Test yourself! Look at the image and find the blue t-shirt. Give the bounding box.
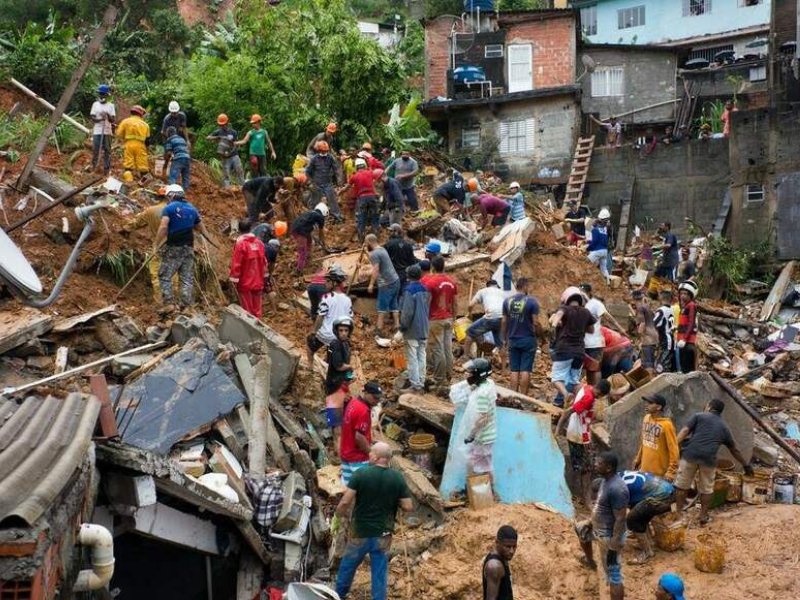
[502,293,539,339]
[593,474,630,538]
[621,471,675,505]
[587,225,609,252]
[164,134,190,161]
[163,200,200,246]
[662,232,680,268]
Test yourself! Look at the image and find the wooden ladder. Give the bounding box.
[564,135,595,205]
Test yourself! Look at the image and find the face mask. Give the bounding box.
[402,156,409,161]
[99,97,107,103]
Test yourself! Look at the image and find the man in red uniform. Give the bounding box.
[344,158,380,241]
[422,255,458,392]
[229,219,267,318]
[340,381,383,485]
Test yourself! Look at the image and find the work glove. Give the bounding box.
[677,340,686,349]
[743,464,754,477]
[331,514,341,535]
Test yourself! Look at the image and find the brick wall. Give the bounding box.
[424,17,458,100]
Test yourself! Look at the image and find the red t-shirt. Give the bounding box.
[571,384,596,444]
[340,397,372,462]
[349,170,377,198]
[422,273,458,320]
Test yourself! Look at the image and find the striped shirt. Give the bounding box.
[474,381,497,445]
[509,192,526,221]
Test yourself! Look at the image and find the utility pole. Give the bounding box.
[15,4,118,190]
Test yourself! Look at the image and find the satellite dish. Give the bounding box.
[577,54,597,82]
[0,228,42,297]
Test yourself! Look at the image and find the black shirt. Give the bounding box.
[554,305,596,358]
[482,553,513,600]
[244,176,281,214]
[565,206,591,236]
[384,236,418,276]
[325,338,351,394]
[291,210,326,237]
[435,180,465,204]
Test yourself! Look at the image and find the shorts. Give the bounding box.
[675,458,716,495]
[626,495,673,533]
[640,344,656,368]
[307,333,326,354]
[467,317,502,347]
[341,461,370,485]
[574,519,593,543]
[568,441,594,473]
[508,336,536,372]
[325,407,343,428]
[551,355,583,386]
[595,536,624,586]
[469,443,494,474]
[377,279,401,313]
[584,347,603,373]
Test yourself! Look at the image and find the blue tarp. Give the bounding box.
[440,406,574,518]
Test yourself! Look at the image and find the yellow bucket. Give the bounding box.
[651,512,686,552]
[454,317,472,342]
[694,533,726,573]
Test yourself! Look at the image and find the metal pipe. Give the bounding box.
[603,98,683,121]
[4,176,102,232]
[74,524,115,592]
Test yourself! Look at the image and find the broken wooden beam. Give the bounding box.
[269,398,313,448]
[9,78,91,134]
[0,307,53,355]
[249,353,272,476]
[89,374,120,440]
[4,175,104,233]
[760,261,795,322]
[495,384,563,417]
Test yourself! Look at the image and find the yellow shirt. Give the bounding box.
[125,202,165,236]
[343,157,356,179]
[116,115,150,142]
[634,414,679,479]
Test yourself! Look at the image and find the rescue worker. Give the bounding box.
[89,84,115,175]
[433,173,470,214]
[290,203,330,273]
[116,105,150,179]
[163,126,191,190]
[306,141,344,223]
[206,113,244,187]
[122,187,167,303]
[161,100,188,141]
[236,114,276,178]
[229,218,267,319]
[587,208,612,285]
[242,175,285,221]
[306,122,337,157]
[343,158,379,240]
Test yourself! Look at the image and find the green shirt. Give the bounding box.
[474,382,497,445]
[349,465,410,538]
[248,128,269,157]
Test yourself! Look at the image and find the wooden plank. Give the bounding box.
[9,78,90,134]
[52,305,116,332]
[495,384,563,417]
[235,521,271,565]
[759,261,795,321]
[134,502,220,555]
[0,308,53,354]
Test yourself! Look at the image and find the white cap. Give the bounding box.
[354,158,367,169]
[597,208,611,220]
[315,202,330,217]
[357,150,369,159]
[509,181,520,189]
[268,239,281,248]
[168,101,180,113]
[165,184,184,196]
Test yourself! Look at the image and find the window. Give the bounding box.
[617,5,645,29]
[750,65,767,81]
[591,66,624,97]
[498,119,535,154]
[581,4,598,36]
[746,184,764,203]
[683,0,711,16]
[689,44,733,63]
[485,44,504,59]
[462,126,481,148]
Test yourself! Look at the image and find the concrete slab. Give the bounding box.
[604,372,754,471]
[218,304,300,396]
[0,307,53,354]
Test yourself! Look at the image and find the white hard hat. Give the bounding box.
[560,286,587,306]
[165,184,184,196]
[168,101,180,113]
[597,208,611,220]
[315,202,330,217]
[354,158,368,169]
[679,280,699,299]
[509,181,520,189]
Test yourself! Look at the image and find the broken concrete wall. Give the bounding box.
[604,371,754,470]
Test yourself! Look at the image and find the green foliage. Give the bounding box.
[0,111,87,154]
[96,250,139,286]
[706,235,775,298]
[699,100,725,134]
[397,20,424,78]
[424,0,464,19]
[382,95,439,150]
[497,0,548,9]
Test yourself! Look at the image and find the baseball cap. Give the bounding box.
[486,279,499,287]
[364,381,383,397]
[658,573,685,600]
[643,394,667,408]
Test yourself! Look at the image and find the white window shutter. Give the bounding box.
[498,122,509,154]
[526,118,535,151]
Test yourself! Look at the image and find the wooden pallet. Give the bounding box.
[564,136,595,204]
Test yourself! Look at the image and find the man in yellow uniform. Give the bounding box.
[116,105,150,178]
[123,187,167,302]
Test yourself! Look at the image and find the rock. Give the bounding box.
[145,325,170,343]
[170,314,208,345]
[752,434,780,466]
[113,315,144,343]
[110,353,155,377]
[26,355,54,371]
[94,317,132,354]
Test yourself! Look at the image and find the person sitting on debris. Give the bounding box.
[579,283,625,385]
[482,525,518,600]
[501,278,540,396]
[387,149,419,212]
[473,193,511,229]
[229,218,267,319]
[163,126,191,191]
[586,209,613,285]
[622,470,675,565]
[633,394,680,481]
[307,122,338,157]
[654,290,676,373]
[366,234,401,338]
[422,255,458,393]
[242,175,285,221]
[155,185,214,311]
[236,114,276,177]
[400,264,430,392]
[384,224,418,301]
[381,170,404,227]
[206,113,244,188]
[306,140,345,223]
[290,203,330,274]
[433,173,468,214]
[590,115,623,148]
[676,247,696,283]
[676,280,699,373]
[122,187,167,303]
[344,159,380,240]
[340,381,384,485]
[564,199,592,245]
[498,181,526,222]
[575,451,628,600]
[461,358,498,482]
[556,378,611,508]
[675,399,753,525]
[661,126,682,146]
[464,279,507,361]
[633,289,659,374]
[89,84,115,175]
[116,105,150,180]
[549,287,597,408]
[600,326,634,378]
[656,572,687,600]
[334,441,412,600]
[326,316,355,458]
[307,265,352,365]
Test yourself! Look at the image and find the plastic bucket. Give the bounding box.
[608,373,630,400]
[454,317,472,342]
[722,471,742,503]
[651,512,686,552]
[694,533,726,573]
[709,476,730,509]
[408,433,436,472]
[742,471,771,505]
[773,474,796,504]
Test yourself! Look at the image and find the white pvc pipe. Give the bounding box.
[74,523,115,592]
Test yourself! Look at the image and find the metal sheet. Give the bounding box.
[440,406,575,517]
[776,173,800,259]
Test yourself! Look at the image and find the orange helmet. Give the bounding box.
[361,142,373,152]
[250,114,262,124]
[467,177,479,192]
[274,221,288,237]
[326,122,337,133]
[156,185,167,196]
[295,173,308,185]
[130,105,146,116]
[316,140,330,153]
[217,113,229,125]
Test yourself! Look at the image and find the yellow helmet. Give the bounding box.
[122,170,134,183]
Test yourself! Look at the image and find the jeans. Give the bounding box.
[428,319,453,385]
[356,195,380,239]
[387,206,403,227]
[168,157,191,191]
[158,245,195,306]
[401,187,418,211]
[335,535,391,600]
[588,249,609,280]
[221,154,244,187]
[92,134,112,172]
[311,184,342,218]
[404,338,427,388]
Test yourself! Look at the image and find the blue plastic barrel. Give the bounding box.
[464,0,494,11]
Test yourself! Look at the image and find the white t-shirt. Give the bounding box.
[584,297,606,348]
[316,291,353,345]
[471,286,508,320]
[90,101,116,135]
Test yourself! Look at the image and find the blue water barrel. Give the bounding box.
[464,0,494,11]
[453,65,486,83]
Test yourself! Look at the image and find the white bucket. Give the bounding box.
[773,474,795,504]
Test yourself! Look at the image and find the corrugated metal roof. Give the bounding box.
[0,393,100,527]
